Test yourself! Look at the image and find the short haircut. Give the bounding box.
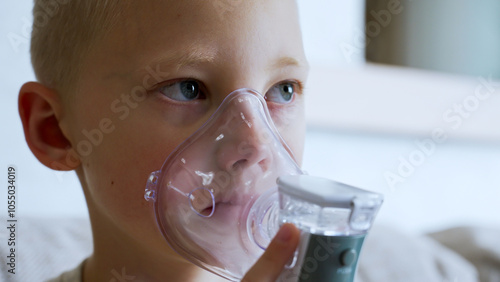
[30,0,125,95]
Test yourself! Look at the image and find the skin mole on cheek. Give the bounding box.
[111,181,114,185]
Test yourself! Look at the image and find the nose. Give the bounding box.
[215,93,273,174]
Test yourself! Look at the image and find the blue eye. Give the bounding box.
[265,82,296,104]
[159,80,203,101]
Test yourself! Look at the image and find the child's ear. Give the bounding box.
[18,82,80,171]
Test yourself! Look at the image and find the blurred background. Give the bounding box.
[1,0,499,234]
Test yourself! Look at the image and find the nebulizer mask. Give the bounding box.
[144,88,383,281]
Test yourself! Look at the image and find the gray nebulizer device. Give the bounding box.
[248,175,384,282]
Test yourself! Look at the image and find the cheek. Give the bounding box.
[282,120,305,166]
[82,125,163,223]
[271,99,306,166]
[73,107,183,237]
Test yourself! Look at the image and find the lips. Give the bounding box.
[196,190,259,220]
[187,183,256,218]
[187,161,265,207]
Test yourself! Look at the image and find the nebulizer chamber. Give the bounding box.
[249,175,383,282]
[143,88,383,281]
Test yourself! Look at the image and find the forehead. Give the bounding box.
[84,0,306,82]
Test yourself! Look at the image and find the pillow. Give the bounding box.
[356,225,478,282]
[429,226,500,282]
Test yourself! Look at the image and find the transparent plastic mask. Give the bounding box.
[144,88,303,280]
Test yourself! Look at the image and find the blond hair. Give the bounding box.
[30,0,125,95]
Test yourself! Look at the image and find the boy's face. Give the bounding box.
[61,0,308,262]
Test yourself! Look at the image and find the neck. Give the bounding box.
[81,202,225,282]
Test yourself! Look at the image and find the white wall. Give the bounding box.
[297,0,365,66]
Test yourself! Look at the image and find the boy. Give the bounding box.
[19,0,306,281]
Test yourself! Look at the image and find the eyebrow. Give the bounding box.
[150,51,302,72]
[101,47,218,82]
[148,47,218,71]
[125,49,304,82]
[268,56,301,70]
